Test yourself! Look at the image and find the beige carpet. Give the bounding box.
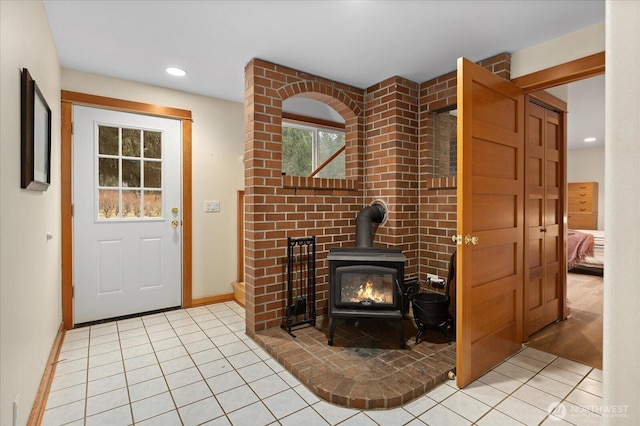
[526,272,603,369]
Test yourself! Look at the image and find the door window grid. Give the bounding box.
[96,125,163,220]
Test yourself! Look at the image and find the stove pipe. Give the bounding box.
[355,202,386,248]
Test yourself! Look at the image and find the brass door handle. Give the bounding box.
[171,220,179,228]
[453,234,479,245]
[464,234,479,245]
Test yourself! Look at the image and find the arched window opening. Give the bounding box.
[282,97,346,179]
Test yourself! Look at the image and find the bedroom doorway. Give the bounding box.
[523,75,605,369]
[512,58,605,370]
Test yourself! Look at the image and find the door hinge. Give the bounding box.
[71,122,73,135]
[71,204,74,217]
[72,286,74,298]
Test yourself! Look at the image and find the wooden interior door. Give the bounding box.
[524,95,566,338]
[456,57,525,387]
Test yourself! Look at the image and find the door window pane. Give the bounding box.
[98,158,119,187]
[144,131,162,159]
[122,159,141,188]
[122,128,141,157]
[98,126,119,155]
[144,191,162,217]
[144,160,161,188]
[98,189,120,218]
[122,190,141,217]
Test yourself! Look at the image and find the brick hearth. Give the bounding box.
[251,318,456,410]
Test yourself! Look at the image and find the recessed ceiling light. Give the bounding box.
[584,137,597,142]
[166,67,187,77]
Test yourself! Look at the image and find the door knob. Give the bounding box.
[451,235,462,245]
[171,220,179,228]
[464,234,479,245]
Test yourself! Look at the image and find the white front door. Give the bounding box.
[73,105,182,324]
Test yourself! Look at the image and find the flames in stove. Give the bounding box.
[339,271,394,306]
[353,280,391,304]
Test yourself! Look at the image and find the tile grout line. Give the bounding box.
[118,318,137,426]
[44,303,604,426]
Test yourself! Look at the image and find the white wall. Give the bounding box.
[61,70,245,300]
[604,1,640,423]
[567,147,605,230]
[511,21,605,79]
[0,1,62,425]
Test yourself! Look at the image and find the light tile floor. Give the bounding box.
[42,301,604,425]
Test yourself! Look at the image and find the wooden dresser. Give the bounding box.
[568,182,598,229]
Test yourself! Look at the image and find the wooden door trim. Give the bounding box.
[512,52,605,92]
[237,190,245,283]
[61,92,193,329]
[528,90,568,113]
[61,91,192,120]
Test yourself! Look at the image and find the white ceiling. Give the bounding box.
[42,0,605,150]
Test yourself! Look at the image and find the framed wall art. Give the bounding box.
[21,68,51,191]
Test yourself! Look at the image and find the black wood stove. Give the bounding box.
[327,202,407,348]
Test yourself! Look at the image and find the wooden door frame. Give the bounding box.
[511,52,605,91]
[237,190,245,283]
[512,51,604,322]
[61,91,193,329]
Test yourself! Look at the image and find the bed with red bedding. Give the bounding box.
[568,229,604,276]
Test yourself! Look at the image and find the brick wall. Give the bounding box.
[418,53,511,283]
[244,54,510,333]
[244,59,366,333]
[363,76,420,276]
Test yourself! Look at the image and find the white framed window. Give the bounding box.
[282,120,345,179]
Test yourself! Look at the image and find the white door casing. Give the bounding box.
[73,106,182,324]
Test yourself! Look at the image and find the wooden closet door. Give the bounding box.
[524,98,566,338]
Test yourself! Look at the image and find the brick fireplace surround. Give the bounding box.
[243,55,510,407]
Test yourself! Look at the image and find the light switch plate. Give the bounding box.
[204,200,220,213]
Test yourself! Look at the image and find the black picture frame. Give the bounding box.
[21,68,51,191]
